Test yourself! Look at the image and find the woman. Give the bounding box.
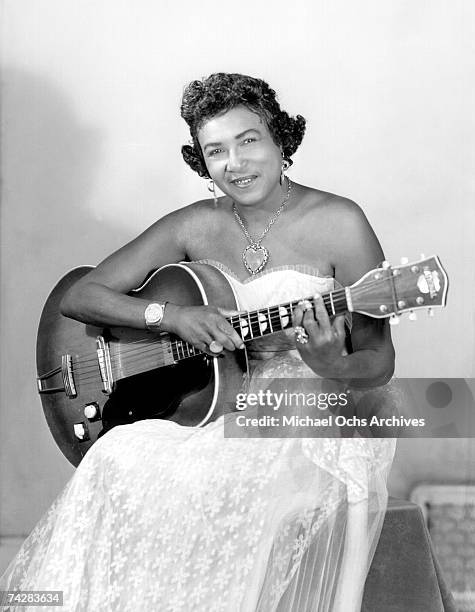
[1,73,396,611]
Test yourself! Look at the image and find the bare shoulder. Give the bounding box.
[146,197,216,233]
[296,186,368,230]
[295,185,384,284]
[74,197,220,293]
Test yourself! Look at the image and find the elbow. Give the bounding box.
[59,289,76,319]
[372,346,395,387]
[59,282,87,320]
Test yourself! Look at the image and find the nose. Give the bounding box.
[226,147,245,173]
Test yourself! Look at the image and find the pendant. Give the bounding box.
[242,244,269,275]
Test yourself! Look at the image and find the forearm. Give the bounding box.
[60,282,151,329]
[61,280,182,332]
[312,348,394,389]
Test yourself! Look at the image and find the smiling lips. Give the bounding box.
[230,176,257,187]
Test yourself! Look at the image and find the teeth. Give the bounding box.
[234,177,253,185]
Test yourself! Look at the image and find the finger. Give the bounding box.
[209,340,224,354]
[210,329,237,351]
[193,338,215,357]
[194,333,215,356]
[217,307,243,317]
[216,320,245,350]
[302,308,320,335]
[301,299,316,318]
[292,302,307,327]
[216,307,246,346]
[333,314,346,335]
[313,293,331,333]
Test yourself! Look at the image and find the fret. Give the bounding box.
[224,289,350,350]
[335,290,348,315]
[171,341,180,362]
[246,311,254,339]
[233,316,249,340]
[249,311,262,338]
[267,306,274,334]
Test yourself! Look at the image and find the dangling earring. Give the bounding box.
[280,159,290,185]
[207,179,218,206]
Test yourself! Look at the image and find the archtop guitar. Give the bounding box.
[36,257,448,466]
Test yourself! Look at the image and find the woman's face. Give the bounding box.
[197,105,283,207]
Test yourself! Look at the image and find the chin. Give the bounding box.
[230,185,267,206]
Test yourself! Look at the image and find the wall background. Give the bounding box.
[1,0,474,569]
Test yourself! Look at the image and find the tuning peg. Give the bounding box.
[381,260,391,269]
[400,257,409,264]
[428,308,434,317]
[389,315,400,325]
[409,310,417,321]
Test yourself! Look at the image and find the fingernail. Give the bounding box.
[239,343,245,349]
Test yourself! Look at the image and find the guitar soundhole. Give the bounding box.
[100,356,212,434]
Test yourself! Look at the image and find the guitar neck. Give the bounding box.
[169,287,348,362]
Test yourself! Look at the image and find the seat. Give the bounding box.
[362,497,457,612]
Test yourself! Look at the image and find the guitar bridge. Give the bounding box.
[96,336,114,394]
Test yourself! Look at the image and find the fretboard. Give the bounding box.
[169,287,348,362]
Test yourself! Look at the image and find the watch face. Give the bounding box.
[146,303,163,325]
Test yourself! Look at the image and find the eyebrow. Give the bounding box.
[203,128,260,152]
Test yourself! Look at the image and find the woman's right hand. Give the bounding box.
[162,303,245,356]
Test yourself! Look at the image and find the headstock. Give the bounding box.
[349,255,448,323]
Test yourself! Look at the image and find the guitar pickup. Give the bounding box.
[96,336,114,394]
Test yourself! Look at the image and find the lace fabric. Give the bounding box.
[0,266,396,611]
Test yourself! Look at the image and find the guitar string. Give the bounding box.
[74,305,394,386]
[70,295,410,381]
[67,274,417,377]
[72,305,307,383]
[68,284,357,370]
[71,300,394,381]
[69,295,345,374]
[67,271,410,370]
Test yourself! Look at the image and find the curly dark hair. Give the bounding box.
[181,73,306,178]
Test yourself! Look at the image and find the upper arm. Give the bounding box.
[330,199,384,287]
[74,205,191,294]
[329,199,394,366]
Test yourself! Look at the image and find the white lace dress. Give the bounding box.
[0,264,396,612]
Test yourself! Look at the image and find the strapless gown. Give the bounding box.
[0,263,396,612]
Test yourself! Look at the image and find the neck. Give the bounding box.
[233,178,292,223]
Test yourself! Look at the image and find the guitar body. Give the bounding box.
[36,263,248,467]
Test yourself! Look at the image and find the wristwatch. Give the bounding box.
[144,302,167,330]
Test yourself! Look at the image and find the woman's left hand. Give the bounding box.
[292,293,346,377]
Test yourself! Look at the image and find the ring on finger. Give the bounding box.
[209,340,223,353]
[294,325,309,344]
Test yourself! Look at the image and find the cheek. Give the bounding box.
[204,158,222,179]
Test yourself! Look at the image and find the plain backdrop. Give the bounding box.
[1,0,474,557]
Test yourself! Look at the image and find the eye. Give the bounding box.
[207,148,224,157]
[242,137,256,145]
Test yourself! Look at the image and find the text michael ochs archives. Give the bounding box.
[233,389,426,430]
